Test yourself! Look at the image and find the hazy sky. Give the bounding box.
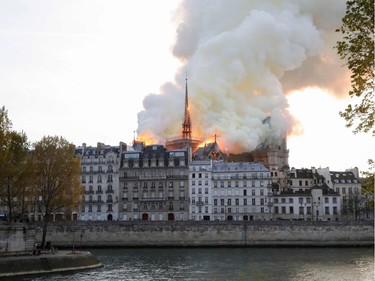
[1,0,374,173]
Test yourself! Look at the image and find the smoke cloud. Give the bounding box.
[137,0,350,153]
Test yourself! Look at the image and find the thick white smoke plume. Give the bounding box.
[137,0,350,153]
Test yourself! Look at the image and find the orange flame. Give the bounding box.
[137,130,158,146]
[197,136,216,148]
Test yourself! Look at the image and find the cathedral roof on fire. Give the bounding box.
[193,139,223,161]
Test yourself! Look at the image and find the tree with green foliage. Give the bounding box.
[30,136,82,248]
[336,0,374,136]
[0,106,30,222]
[361,159,374,218]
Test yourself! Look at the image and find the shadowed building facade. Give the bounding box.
[119,143,190,221]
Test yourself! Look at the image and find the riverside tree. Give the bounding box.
[30,136,82,248]
[335,0,374,136]
[0,106,29,222]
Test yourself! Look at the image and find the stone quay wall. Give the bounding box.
[0,223,35,254]
[35,221,374,248]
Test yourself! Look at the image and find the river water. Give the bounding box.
[25,247,373,281]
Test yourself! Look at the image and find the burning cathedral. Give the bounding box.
[164,78,289,179]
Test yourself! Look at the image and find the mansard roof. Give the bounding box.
[122,145,188,160]
[212,161,269,172]
[75,144,120,157]
[330,171,360,184]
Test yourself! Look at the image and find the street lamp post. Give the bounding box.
[80,230,84,252]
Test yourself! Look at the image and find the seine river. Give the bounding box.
[25,247,373,281]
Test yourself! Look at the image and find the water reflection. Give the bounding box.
[24,247,374,281]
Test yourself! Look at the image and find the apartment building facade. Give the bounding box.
[189,161,273,221]
[76,142,126,221]
[119,144,190,221]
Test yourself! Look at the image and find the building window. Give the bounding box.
[333,207,338,214]
[235,198,239,205]
[274,206,279,214]
[325,207,330,215]
[289,198,293,203]
[252,189,255,196]
[282,207,286,214]
[107,174,113,182]
[244,198,247,205]
[108,204,112,212]
[289,206,294,214]
[325,198,329,204]
[252,198,255,205]
[227,199,232,206]
[333,197,337,204]
[214,199,218,206]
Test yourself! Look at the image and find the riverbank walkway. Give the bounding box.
[0,250,102,278]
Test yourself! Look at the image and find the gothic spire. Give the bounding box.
[182,76,192,139]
